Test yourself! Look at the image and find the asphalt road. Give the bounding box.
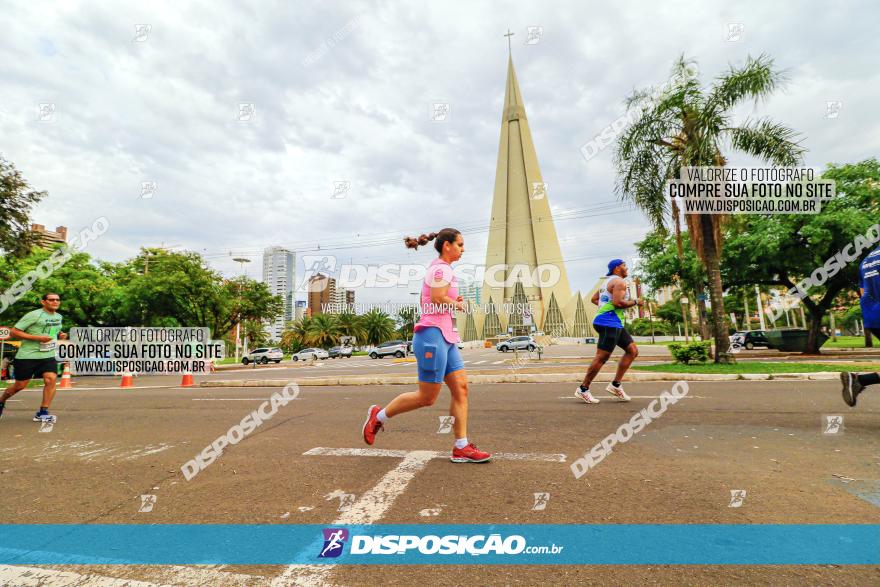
[0,377,878,585]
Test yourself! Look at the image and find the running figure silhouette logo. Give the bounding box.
[318,528,349,558]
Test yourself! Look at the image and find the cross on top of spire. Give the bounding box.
[504,28,514,55]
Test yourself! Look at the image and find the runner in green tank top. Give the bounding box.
[575,259,643,404]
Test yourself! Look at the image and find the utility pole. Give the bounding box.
[743,292,751,331]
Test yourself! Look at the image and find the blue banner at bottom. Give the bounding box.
[1,525,877,565]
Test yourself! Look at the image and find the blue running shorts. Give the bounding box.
[413,327,464,383]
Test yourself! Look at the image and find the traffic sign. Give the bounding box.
[0,327,11,341]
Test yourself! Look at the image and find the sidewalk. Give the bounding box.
[200,370,843,388]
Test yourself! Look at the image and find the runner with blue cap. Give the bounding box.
[575,259,643,404]
[840,243,880,406]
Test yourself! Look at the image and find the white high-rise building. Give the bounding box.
[262,247,295,341]
[333,287,355,313]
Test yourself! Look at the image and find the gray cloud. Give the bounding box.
[2,0,877,306]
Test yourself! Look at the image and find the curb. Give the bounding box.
[199,371,843,388]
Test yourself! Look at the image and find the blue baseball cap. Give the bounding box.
[606,259,625,276]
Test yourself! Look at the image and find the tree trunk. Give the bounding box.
[699,214,732,363]
[697,295,711,340]
[670,200,691,342]
[680,292,691,342]
[671,200,684,257]
[805,307,825,354]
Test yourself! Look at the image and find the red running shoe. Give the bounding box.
[362,405,383,445]
[450,443,492,463]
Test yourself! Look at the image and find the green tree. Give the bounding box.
[241,319,270,348]
[108,249,282,337]
[280,317,312,353]
[219,276,283,338]
[335,311,366,346]
[719,159,880,353]
[0,246,120,325]
[655,299,685,330]
[0,157,46,257]
[361,309,396,346]
[396,306,418,339]
[616,54,805,361]
[307,313,341,348]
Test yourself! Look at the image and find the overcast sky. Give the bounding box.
[3,1,878,305]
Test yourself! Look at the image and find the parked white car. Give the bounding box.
[291,348,329,361]
[496,336,537,352]
[367,340,410,359]
[242,347,284,365]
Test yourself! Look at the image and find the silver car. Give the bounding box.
[291,347,329,361]
[496,336,536,352]
[242,347,284,365]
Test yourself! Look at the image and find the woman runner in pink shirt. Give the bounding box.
[362,228,491,463]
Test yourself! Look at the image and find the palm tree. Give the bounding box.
[335,311,367,347]
[615,54,805,362]
[281,315,314,350]
[307,313,341,348]
[361,308,396,346]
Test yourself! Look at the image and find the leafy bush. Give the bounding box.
[629,318,670,336]
[668,341,711,364]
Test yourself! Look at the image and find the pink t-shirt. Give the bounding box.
[414,258,460,344]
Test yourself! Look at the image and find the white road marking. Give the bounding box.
[303,446,567,462]
[0,566,161,586]
[492,360,505,364]
[124,444,174,460]
[474,360,487,364]
[0,564,258,587]
[272,449,436,586]
[191,397,302,401]
[558,395,705,399]
[273,446,567,584]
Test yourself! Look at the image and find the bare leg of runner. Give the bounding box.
[384,382,443,416]
[613,343,640,382]
[581,349,611,389]
[445,369,468,440]
[40,371,58,410]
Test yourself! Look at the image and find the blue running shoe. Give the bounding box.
[33,408,56,423]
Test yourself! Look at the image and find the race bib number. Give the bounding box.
[40,340,57,352]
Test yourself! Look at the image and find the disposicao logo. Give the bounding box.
[318,528,349,558]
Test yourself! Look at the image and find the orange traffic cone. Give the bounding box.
[59,363,73,389]
[180,371,194,387]
[120,370,134,388]
[58,363,73,389]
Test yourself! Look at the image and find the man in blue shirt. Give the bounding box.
[841,245,880,406]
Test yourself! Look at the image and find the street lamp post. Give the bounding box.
[232,257,251,362]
